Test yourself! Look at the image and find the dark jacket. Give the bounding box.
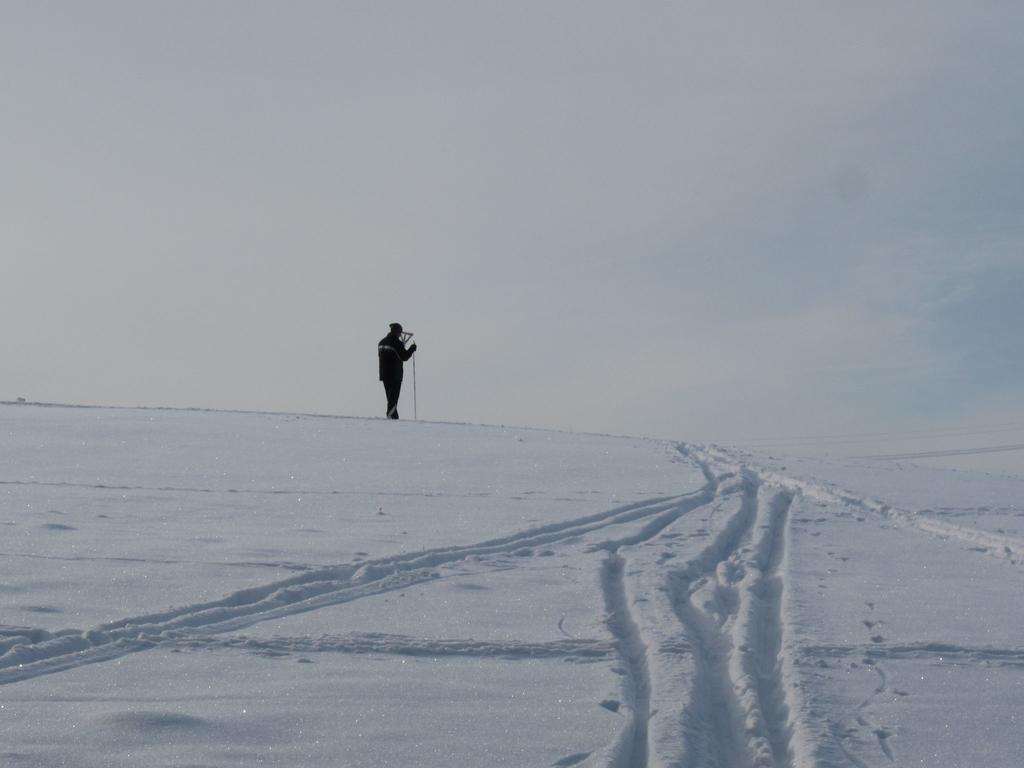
[378,332,415,381]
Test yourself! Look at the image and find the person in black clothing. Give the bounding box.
[378,322,417,419]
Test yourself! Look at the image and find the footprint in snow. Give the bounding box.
[40,523,76,531]
[21,605,62,614]
[554,753,591,767]
[102,711,210,732]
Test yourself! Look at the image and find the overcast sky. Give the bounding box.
[2,2,1022,470]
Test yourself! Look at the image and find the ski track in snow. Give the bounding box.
[176,631,616,662]
[0,490,695,686]
[738,452,1024,568]
[800,641,1024,667]
[3,439,1018,767]
[600,554,653,768]
[660,460,798,768]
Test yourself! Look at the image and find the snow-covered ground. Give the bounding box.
[1,403,1021,767]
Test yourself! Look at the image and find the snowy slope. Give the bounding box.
[1,404,1021,767]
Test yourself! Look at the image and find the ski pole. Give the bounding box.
[413,353,417,421]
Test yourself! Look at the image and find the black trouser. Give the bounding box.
[382,377,402,419]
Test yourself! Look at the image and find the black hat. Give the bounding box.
[389,322,403,333]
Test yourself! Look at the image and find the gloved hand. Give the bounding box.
[410,343,418,353]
